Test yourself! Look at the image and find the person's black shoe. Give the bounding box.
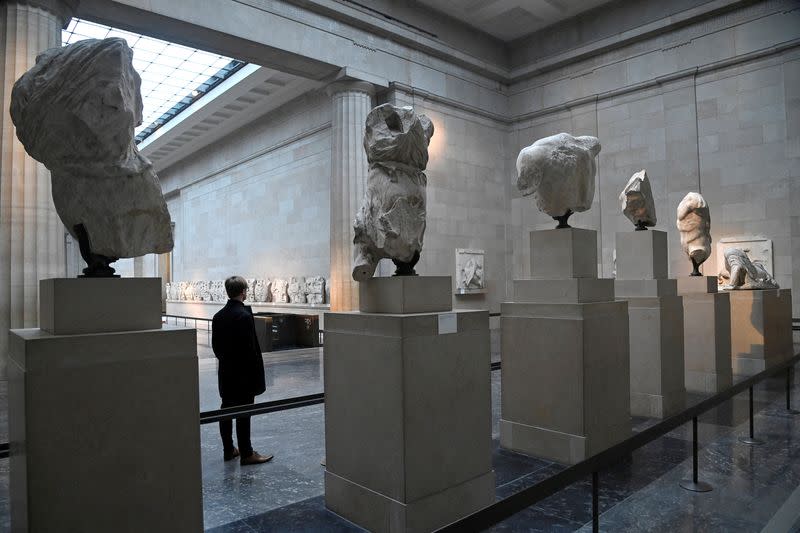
[241,451,273,465]
[224,447,240,461]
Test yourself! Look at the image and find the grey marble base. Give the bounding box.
[678,278,732,393]
[8,325,202,533]
[728,288,793,376]
[620,293,686,419]
[323,309,493,532]
[358,275,452,313]
[500,300,631,464]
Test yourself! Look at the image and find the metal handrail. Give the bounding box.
[435,351,800,532]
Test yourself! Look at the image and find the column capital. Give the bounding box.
[5,0,79,26]
[326,79,375,98]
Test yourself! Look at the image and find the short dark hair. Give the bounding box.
[225,276,248,298]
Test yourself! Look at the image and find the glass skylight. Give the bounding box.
[62,18,246,143]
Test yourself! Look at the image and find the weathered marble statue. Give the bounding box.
[620,169,656,230]
[271,278,289,303]
[197,281,211,302]
[9,38,173,277]
[676,192,712,276]
[252,279,269,303]
[306,276,326,304]
[288,276,307,303]
[352,104,434,281]
[459,257,484,290]
[718,248,779,290]
[516,133,601,228]
[210,280,226,302]
[178,282,190,301]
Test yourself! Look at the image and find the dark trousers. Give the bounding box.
[219,394,255,457]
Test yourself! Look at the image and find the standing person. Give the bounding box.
[212,276,273,465]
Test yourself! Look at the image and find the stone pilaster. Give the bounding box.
[327,80,374,311]
[0,0,75,378]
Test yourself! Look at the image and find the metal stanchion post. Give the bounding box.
[592,471,599,533]
[788,367,800,415]
[739,386,764,445]
[680,416,712,492]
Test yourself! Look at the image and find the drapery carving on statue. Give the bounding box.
[676,192,711,276]
[352,104,434,281]
[718,248,779,290]
[9,37,173,277]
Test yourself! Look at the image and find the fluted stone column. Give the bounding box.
[1,0,75,378]
[327,81,374,311]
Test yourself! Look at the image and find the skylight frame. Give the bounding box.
[62,18,246,144]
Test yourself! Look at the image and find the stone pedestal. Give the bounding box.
[8,278,203,533]
[324,276,493,532]
[615,231,685,418]
[677,277,732,393]
[728,288,793,375]
[501,229,631,464]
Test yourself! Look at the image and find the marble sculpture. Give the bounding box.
[271,278,289,303]
[459,257,484,290]
[352,104,434,281]
[252,279,269,303]
[306,276,326,304]
[718,248,779,290]
[516,133,601,228]
[10,37,173,277]
[211,280,226,302]
[288,277,307,303]
[619,169,656,230]
[676,192,712,276]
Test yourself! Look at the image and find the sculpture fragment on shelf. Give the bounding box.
[288,276,307,303]
[352,104,434,281]
[676,192,711,276]
[516,133,601,229]
[306,276,326,304]
[9,38,173,277]
[718,248,779,290]
[270,278,289,303]
[619,169,656,230]
[252,279,269,303]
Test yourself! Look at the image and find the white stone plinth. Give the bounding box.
[623,292,686,418]
[615,230,668,280]
[40,278,162,335]
[8,324,202,532]
[678,278,732,393]
[530,228,597,279]
[499,301,630,464]
[728,289,793,375]
[358,276,452,314]
[324,310,493,532]
[514,279,613,303]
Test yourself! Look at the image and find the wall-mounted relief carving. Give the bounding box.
[288,276,307,304]
[306,276,326,304]
[455,249,486,295]
[166,276,328,304]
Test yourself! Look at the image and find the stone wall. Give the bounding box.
[508,0,800,314]
[158,90,332,285]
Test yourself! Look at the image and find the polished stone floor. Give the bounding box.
[0,339,799,532]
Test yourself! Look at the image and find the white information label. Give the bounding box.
[437,312,457,335]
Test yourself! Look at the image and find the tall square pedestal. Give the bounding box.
[500,298,630,464]
[616,281,685,418]
[728,288,793,375]
[678,278,732,393]
[324,303,493,532]
[9,279,202,533]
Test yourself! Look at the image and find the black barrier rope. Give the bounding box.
[434,351,800,532]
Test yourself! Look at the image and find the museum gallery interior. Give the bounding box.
[1,0,800,531]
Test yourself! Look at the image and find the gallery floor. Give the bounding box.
[0,337,799,532]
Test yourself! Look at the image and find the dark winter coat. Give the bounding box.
[212,299,266,399]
